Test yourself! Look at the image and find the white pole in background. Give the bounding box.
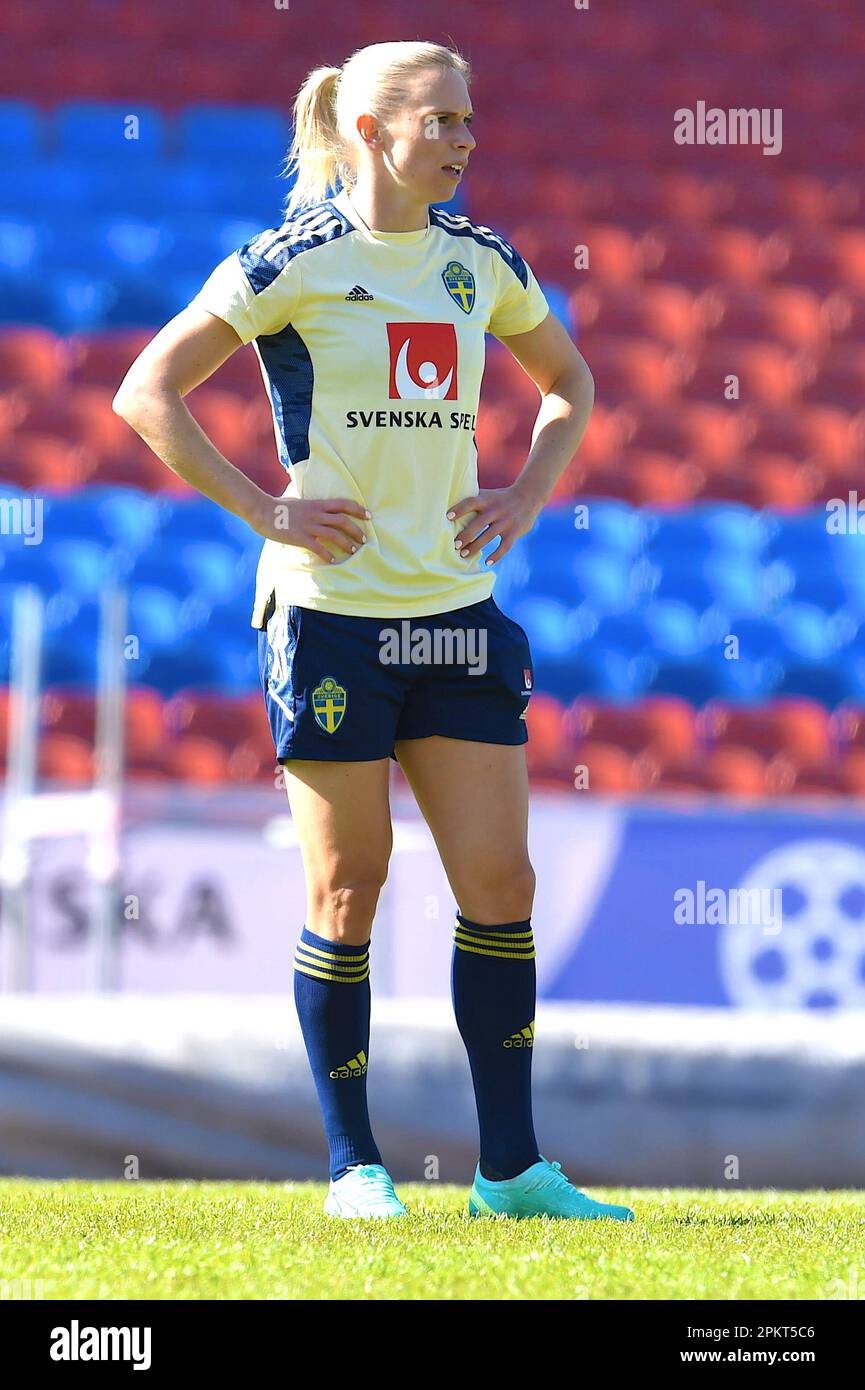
[0,585,43,992]
[89,581,127,992]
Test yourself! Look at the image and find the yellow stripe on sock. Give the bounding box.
[294,959,370,983]
[296,941,369,965]
[453,939,536,961]
[454,922,534,941]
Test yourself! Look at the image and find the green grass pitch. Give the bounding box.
[1,1180,863,1300]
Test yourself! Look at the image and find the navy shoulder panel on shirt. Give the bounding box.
[238,197,354,295]
[429,206,529,289]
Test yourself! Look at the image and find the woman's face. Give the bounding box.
[359,66,476,203]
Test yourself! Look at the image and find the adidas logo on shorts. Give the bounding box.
[345,284,374,301]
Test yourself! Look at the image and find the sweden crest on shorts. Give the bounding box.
[312,676,347,733]
[442,260,475,314]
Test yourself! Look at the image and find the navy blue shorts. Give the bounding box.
[257,593,533,763]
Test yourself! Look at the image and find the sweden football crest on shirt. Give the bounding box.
[312,676,347,733]
[442,260,475,314]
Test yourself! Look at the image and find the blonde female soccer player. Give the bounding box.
[114,40,633,1224]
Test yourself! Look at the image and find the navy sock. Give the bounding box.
[293,925,382,1181]
[451,913,541,1181]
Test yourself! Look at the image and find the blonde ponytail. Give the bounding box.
[280,41,471,219]
[281,65,350,218]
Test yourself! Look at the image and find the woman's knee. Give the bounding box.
[308,865,390,941]
[458,858,536,925]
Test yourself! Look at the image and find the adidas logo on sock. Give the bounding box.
[503,1021,535,1048]
[345,284,374,301]
[329,1050,368,1078]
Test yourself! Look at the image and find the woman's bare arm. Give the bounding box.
[112,307,368,561]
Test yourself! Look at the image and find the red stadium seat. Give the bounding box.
[0,686,9,749]
[571,740,651,795]
[703,746,771,798]
[67,332,155,389]
[699,285,828,352]
[574,283,702,351]
[38,733,94,784]
[165,691,265,746]
[14,386,132,455]
[838,750,865,796]
[165,736,231,784]
[566,696,696,766]
[824,290,865,343]
[801,344,865,407]
[39,686,168,765]
[699,699,832,771]
[623,452,704,505]
[569,404,626,471]
[835,230,865,292]
[0,436,95,491]
[505,217,577,283]
[86,450,189,493]
[578,225,644,287]
[643,226,768,289]
[763,231,841,293]
[524,694,573,782]
[185,388,253,460]
[746,453,823,509]
[680,403,747,472]
[588,338,686,406]
[744,405,859,476]
[0,329,68,392]
[683,342,803,407]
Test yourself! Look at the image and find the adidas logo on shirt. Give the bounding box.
[503,1022,535,1048]
[345,284,374,301]
[329,1050,368,1078]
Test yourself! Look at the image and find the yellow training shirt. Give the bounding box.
[189,187,550,625]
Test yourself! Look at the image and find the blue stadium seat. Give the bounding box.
[41,598,101,684]
[539,647,651,702]
[782,565,849,612]
[766,512,833,559]
[643,600,706,658]
[0,101,41,159]
[0,270,60,326]
[48,539,113,600]
[591,612,651,657]
[53,103,166,162]
[653,556,768,616]
[141,638,256,694]
[178,541,250,601]
[98,488,162,552]
[776,662,856,706]
[0,161,118,216]
[777,603,853,660]
[126,586,187,648]
[0,544,55,589]
[646,505,768,558]
[509,596,581,658]
[178,106,289,166]
[125,549,193,596]
[533,500,647,556]
[0,218,41,274]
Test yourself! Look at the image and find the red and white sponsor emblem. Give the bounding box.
[523,668,533,689]
[387,322,458,400]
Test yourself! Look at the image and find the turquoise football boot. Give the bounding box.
[324,1163,409,1219]
[469,1156,635,1222]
